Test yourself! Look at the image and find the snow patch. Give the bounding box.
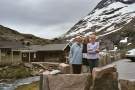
[65,1,135,39]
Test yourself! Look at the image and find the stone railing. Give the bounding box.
[98,51,122,67]
[119,79,135,90]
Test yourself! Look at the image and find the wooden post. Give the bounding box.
[0,49,1,64]
[11,50,13,64]
[29,52,31,62]
[65,51,69,64]
[20,51,22,63]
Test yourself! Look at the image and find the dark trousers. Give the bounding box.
[87,59,99,73]
[72,64,82,74]
[82,58,89,66]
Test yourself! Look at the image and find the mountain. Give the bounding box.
[64,0,135,49]
[0,25,50,45]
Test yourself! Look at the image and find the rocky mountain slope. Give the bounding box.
[0,25,50,45]
[64,0,135,49]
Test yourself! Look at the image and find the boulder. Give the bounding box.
[92,64,119,90]
[24,63,33,68]
[43,70,51,75]
[40,73,92,90]
[119,79,135,90]
[42,70,61,75]
[58,63,70,74]
[50,70,61,75]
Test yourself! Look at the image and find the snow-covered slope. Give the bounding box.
[64,0,135,49]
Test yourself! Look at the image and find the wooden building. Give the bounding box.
[0,41,70,64]
[0,41,25,65]
[21,44,70,63]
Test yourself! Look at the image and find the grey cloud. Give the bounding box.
[0,0,100,39]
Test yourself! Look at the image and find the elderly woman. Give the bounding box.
[87,34,100,73]
[69,36,83,74]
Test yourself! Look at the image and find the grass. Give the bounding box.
[15,81,39,90]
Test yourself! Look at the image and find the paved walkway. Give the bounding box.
[114,59,135,80]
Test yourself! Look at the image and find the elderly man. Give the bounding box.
[69,35,83,74]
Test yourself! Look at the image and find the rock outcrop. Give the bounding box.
[58,63,71,74]
[41,74,92,90]
[92,64,119,90]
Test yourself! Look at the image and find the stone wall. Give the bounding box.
[119,79,135,90]
[40,64,119,90]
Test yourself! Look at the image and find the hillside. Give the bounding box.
[64,0,135,49]
[0,25,50,45]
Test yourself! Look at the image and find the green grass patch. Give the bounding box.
[15,81,39,90]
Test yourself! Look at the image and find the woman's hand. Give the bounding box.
[95,49,99,53]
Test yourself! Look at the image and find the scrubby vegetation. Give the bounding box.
[0,65,32,79]
[0,62,48,82]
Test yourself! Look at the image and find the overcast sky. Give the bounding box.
[0,0,100,39]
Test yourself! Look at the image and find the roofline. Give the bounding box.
[62,43,69,51]
[0,43,69,51]
[37,50,64,52]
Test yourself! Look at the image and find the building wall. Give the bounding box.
[0,49,22,66]
[21,50,68,63]
[13,51,22,64]
[36,51,66,62]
